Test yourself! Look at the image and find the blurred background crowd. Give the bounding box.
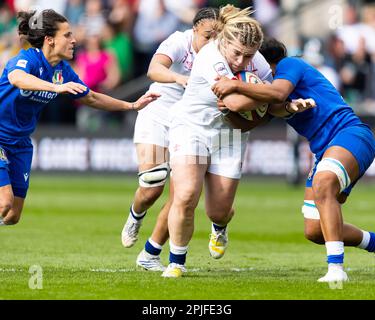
[1,0,375,132]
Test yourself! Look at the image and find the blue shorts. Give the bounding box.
[306,125,375,196]
[0,143,33,198]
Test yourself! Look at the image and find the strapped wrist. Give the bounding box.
[284,102,293,115]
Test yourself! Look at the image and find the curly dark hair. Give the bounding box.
[17,9,68,48]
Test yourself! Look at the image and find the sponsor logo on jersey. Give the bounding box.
[16,59,28,68]
[39,67,43,76]
[19,89,58,103]
[52,70,64,85]
[20,90,33,97]
[214,62,229,76]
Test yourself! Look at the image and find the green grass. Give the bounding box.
[1,175,375,300]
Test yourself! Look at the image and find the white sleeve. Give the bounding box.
[194,44,235,86]
[248,51,273,83]
[154,31,186,64]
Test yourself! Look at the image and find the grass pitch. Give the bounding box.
[1,175,375,300]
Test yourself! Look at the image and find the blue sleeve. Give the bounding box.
[63,63,90,100]
[6,50,36,75]
[274,57,305,87]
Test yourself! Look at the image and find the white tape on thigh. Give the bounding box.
[302,200,320,220]
[138,162,170,188]
[315,158,351,193]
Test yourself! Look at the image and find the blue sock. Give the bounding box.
[169,252,186,265]
[326,241,344,265]
[366,232,375,252]
[145,239,162,256]
[213,223,226,231]
[327,254,344,264]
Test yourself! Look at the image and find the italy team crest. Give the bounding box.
[52,70,64,85]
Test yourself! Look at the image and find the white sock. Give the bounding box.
[328,263,344,271]
[148,238,163,250]
[357,230,370,249]
[0,217,5,226]
[326,241,344,255]
[326,241,344,269]
[169,241,188,256]
[129,204,146,223]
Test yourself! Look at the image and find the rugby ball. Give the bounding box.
[234,71,269,121]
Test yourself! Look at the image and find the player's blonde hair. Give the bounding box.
[216,5,263,49]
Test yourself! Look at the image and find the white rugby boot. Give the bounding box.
[121,215,142,248]
[318,265,349,283]
[136,249,166,272]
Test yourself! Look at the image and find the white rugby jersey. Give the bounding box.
[170,40,273,127]
[139,29,196,125]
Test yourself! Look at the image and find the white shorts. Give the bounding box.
[169,120,248,179]
[133,111,170,148]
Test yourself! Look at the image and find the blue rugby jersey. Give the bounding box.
[0,48,89,145]
[274,57,364,156]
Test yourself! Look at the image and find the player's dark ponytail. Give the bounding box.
[17,9,68,48]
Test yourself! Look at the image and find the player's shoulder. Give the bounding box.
[248,51,272,82]
[198,40,218,58]
[165,29,193,44]
[279,56,306,67]
[156,29,193,57]
[7,48,40,71]
[251,51,270,70]
[9,48,36,62]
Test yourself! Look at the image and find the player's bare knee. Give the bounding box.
[206,206,234,222]
[174,190,198,214]
[312,174,338,204]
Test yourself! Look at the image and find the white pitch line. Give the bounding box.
[0,268,24,272]
[89,267,256,273]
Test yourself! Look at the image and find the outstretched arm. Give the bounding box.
[8,69,86,95]
[78,91,160,112]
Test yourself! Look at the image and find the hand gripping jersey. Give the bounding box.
[0,48,89,146]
